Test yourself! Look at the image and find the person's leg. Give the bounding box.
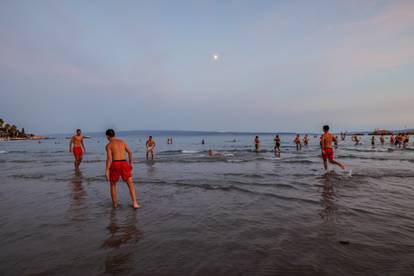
[110,182,118,208]
[323,159,328,171]
[329,159,345,170]
[146,150,149,160]
[126,178,140,209]
[75,157,80,170]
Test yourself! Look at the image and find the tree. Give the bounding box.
[9,125,17,137]
[0,118,4,129]
[4,123,10,133]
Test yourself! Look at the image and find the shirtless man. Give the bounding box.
[105,129,139,209]
[294,134,302,150]
[352,135,360,145]
[274,135,281,153]
[254,136,260,152]
[208,150,223,157]
[321,125,345,171]
[69,129,85,170]
[380,134,385,146]
[146,136,156,160]
[390,134,395,145]
[303,134,309,146]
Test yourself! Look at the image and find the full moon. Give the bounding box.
[212,54,219,61]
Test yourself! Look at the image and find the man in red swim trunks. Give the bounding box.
[69,129,85,170]
[321,125,345,172]
[105,129,139,209]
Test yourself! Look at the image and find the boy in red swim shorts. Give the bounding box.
[69,129,85,171]
[321,125,345,172]
[105,129,140,209]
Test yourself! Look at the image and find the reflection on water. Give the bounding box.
[69,171,87,222]
[102,210,143,274]
[146,161,156,178]
[319,174,338,222]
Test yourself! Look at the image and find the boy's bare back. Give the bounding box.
[322,132,333,149]
[106,138,129,161]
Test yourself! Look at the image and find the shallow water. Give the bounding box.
[1,132,414,275]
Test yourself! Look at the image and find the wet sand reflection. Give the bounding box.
[69,171,87,222]
[102,210,143,274]
[319,174,338,221]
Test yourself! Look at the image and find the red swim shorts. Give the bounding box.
[322,148,334,161]
[73,146,83,159]
[110,161,132,182]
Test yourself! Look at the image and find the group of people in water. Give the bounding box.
[69,126,411,209]
[69,130,161,209]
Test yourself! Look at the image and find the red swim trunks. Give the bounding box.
[322,148,334,161]
[73,146,83,159]
[110,161,132,182]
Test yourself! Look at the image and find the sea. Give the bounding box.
[0,131,413,275]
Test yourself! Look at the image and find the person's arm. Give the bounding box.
[69,137,73,152]
[125,143,133,169]
[105,144,112,181]
[321,136,326,153]
[81,138,86,152]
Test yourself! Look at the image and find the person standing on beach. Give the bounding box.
[274,135,281,153]
[146,136,156,160]
[254,136,260,152]
[105,129,139,209]
[321,125,345,171]
[371,136,375,147]
[294,134,302,150]
[69,129,85,170]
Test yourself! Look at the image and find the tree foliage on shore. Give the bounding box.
[0,118,30,138]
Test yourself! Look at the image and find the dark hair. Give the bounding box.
[106,129,115,137]
[149,136,153,138]
[76,129,81,132]
[323,125,329,131]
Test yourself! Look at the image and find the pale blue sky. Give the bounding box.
[1,0,413,134]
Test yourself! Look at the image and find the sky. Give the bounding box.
[0,0,413,134]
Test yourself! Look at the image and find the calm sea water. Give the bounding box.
[1,131,414,275]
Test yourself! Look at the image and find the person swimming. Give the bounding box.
[380,134,385,146]
[371,135,375,147]
[208,150,223,157]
